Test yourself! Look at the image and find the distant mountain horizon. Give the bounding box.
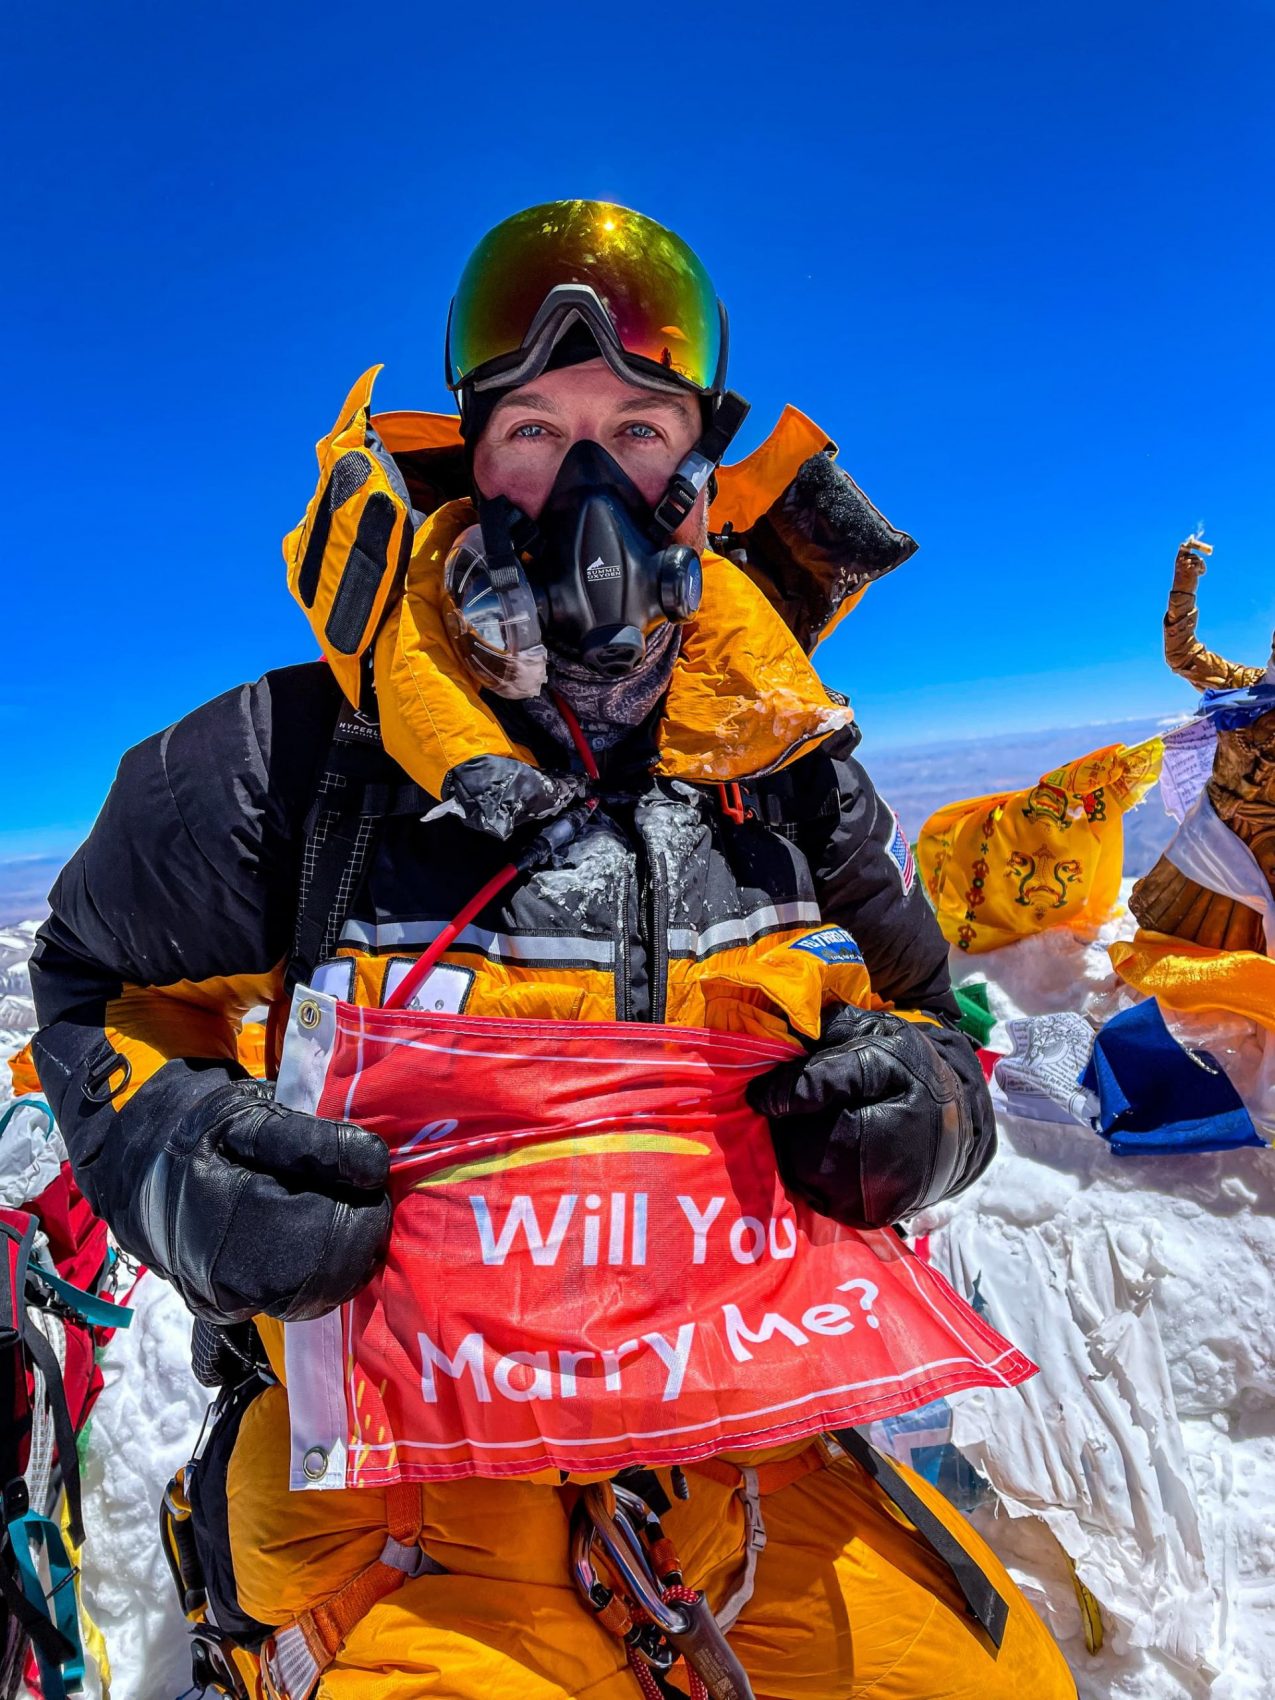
[0,712,1184,926]
[0,854,76,927]
[860,710,1178,879]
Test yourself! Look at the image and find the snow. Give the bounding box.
[4,893,1275,1698]
[924,887,1275,1698]
[535,821,633,918]
[0,921,39,1066]
[74,1275,208,1699]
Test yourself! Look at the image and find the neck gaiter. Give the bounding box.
[520,621,681,754]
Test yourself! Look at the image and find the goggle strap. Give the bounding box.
[443,299,457,392]
[460,289,670,397]
[652,390,751,538]
[701,390,751,464]
[476,495,536,589]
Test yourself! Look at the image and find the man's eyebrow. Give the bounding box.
[489,389,562,417]
[615,392,697,418]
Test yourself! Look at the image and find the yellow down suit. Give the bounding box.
[31,372,1075,1698]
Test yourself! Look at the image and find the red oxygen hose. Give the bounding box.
[382,861,520,1011]
[383,692,597,1012]
[550,689,600,779]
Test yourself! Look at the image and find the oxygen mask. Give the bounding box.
[526,441,702,678]
[444,441,704,696]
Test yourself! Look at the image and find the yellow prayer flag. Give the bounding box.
[918,738,1163,954]
[59,1493,112,1698]
[1109,932,1275,1034]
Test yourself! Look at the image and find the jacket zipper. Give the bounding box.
[615,866,634,1022]
[647,848,669,1026]
[616,807,669,1025]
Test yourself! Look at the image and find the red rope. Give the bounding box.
[625,1586,709,1700]
[624,1651,665,1700]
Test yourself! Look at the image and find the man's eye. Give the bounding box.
[513,423,546,438]
[625,423,659,440]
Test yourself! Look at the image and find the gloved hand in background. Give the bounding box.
[749,1005,995,1228]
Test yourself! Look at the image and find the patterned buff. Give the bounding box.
[522,621,681,752]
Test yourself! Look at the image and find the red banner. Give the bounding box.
[278,993,1034,1487]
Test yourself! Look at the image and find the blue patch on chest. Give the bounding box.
[789,926,865,965]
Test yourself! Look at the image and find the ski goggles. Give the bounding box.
[445,200,727,397]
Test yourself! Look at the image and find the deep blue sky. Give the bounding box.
[6,0,1274,858]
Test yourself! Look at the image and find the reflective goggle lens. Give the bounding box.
[448,201,722,392]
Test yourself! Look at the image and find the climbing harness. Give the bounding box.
[257,1483,445,1700]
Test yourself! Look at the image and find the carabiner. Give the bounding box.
[583,1485,691,1636]
[571,1497,677,1674]
[571,1481,758,1700]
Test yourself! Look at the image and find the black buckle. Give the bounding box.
[653,476,697,537]
[83,1047,131,1104]
[614,1466,673,1519]
[3,1477,30,1525]
[190,1627,251,1699]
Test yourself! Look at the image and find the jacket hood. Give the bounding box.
[286,368,909,834]
[373,498,854,833]
[364,388,914,659]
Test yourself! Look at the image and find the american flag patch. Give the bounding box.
[887,811,916,893]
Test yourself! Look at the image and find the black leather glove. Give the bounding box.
[132,1073,391,1325]
[749,1006,995,1228]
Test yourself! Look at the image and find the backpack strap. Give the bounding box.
[287,700,431,993]
[0,1524,78,1675]
[0,1215,85,1687]
[6,1511,84,1699]
[709,701,857,839]
[708,768,841,842]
